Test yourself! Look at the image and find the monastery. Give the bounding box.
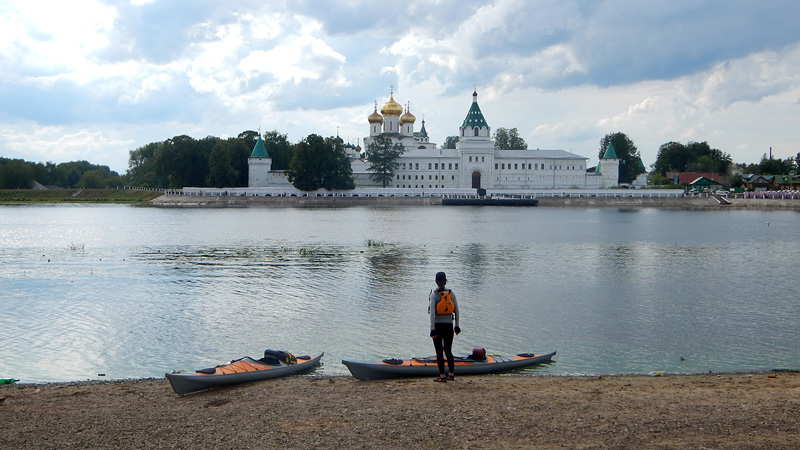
[249,89,620,190]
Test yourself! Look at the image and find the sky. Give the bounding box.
[1,0,799,175]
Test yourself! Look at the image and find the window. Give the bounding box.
[495,163,498,169]
[474,127,479,136]
[448,163,452,170]
[455,163,458,170]
[435,163,438,170]
[415,163,419,170]
[469,156,472,162]
[514,164,518,170]
[502,163,505,169]
[482,156,485,162]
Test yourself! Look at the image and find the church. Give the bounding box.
[249,88,619,190]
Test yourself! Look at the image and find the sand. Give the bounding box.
[2,371,798,449]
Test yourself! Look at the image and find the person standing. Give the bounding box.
[429,271,460,382]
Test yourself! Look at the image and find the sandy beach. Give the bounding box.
[2,371,798,449]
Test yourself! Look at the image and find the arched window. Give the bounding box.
[474,127,479,136]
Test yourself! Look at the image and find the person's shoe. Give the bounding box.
[446,375,455,381]
[433,376,447,382]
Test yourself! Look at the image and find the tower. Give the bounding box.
[598,142,620,188]
[248,135,272,187]
[456,90,495,189]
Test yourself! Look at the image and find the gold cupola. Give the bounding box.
[400,102,416,125]
[367,101,383,123]
[380,86,403,116]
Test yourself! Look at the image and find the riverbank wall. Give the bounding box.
[150,194,800,209]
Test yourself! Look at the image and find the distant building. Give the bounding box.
[671,172,720,185]
[249,88,620,190]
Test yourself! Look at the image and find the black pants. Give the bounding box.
[432,322,455,375]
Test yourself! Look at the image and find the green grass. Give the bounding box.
[0,189,164,204]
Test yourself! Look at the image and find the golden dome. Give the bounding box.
[400,103,416,124]
[368,101,383,123]
[380,87,403,116]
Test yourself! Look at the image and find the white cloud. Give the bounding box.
[3,0,116,83]
[1,124,133,171]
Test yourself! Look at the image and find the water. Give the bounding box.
[1,204,798,383]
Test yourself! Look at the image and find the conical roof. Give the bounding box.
[250,136,269,158]
[602,142,618,159]
[461,90,488,129]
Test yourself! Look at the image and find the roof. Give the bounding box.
[397,148,587,161]
[677,172,718,184]
[688,176,721,186]
[496,149,587,160]
[461,91,488,129]
[250,136,269,158]
[602,142,618,159]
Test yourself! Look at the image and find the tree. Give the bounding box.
[262,130,293,170]
[128,142,163,188]
[207,141,238,188]
[77,170,107,188]
[755,154,794,174]
[366,134,406,187]
[228,137,252,187]
[652,141,732,176]
[154,135,211,188]
[0,158,34,188]
[443,136,459,149]
[287,134,354,191]
[322,136,355,190]
[599,132,644,184]
[494,127,527,150]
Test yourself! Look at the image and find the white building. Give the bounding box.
[249,89,619,190]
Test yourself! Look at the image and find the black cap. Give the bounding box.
[435,272,447,285]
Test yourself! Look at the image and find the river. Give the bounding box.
[1,204,798,382]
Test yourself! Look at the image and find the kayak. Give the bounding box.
[342,350,555,381]
[165,352,323,394]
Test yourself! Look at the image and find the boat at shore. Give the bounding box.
[166,352,323,394]
[442,197,538,206]
[342,350,555,381]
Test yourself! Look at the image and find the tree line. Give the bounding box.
[2,128,797,190]
[0,158,123,189]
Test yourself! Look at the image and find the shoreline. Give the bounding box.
[149,193,800,209]
[3,371,798,448]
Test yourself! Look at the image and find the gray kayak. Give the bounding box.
[342,351,555,381]
[166,353,323,394]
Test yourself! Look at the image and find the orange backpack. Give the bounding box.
[435,289,454,315]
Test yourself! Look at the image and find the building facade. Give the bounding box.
[249,89,619,190]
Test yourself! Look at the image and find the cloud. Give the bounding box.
[1,0,800,173]
[1,123,134,171]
